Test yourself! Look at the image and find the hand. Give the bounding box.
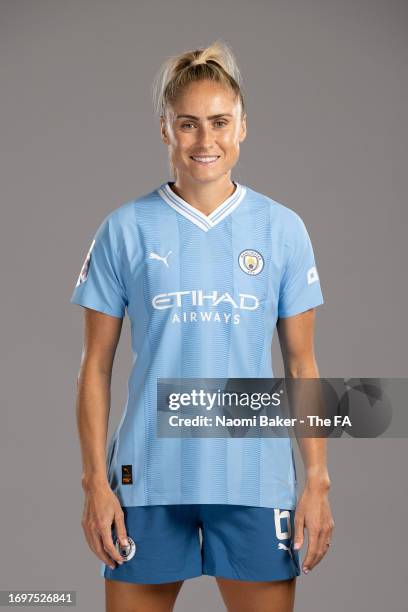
[81,481,129,570]
[293,482,334,574]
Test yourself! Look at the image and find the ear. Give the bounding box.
[160,115,170,145]
[239,112,247,143]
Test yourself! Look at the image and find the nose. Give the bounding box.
[196,123,215,149]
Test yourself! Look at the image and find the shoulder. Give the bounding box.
[109,186,162,225]
[244,184,307,244]
[94,185,162,243]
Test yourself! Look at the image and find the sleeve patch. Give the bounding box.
[76,238,95,287]
[307,265,319,285]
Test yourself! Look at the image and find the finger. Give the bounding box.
[81,515,97,554]
[99,526,125,565]
[309,529,331,570]
[90,528,119,569]
[306,517,334,571]
[302,529,320,572]
[293,513,305,550]
[113,508,129,547]
[83,523,116,569]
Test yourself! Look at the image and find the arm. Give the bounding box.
[75,307,129,570]
[277,308,334,573]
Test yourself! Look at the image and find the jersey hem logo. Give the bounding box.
[238,249,264,275]
[122,464,133,484]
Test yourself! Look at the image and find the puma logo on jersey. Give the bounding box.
[307,266,319,285]
[149,250,172,268]
[278,542,293,558]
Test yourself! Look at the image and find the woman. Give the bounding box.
[71,40,334,612]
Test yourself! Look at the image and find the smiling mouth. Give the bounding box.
[190,155,220,165]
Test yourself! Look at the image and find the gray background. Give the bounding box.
[1,0,407,610]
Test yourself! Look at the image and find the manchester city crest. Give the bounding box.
[238,249,264,275]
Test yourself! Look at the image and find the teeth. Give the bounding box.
[191,156,219,162]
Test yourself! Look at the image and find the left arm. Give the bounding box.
[277,308,334,574]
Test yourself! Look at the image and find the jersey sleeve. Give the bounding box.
[70,212,128,318]
[278,211,324,318]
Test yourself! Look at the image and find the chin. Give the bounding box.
[189,163,229,176]
[191,172,225,183]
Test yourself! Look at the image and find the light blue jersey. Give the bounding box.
[70,181,324,509]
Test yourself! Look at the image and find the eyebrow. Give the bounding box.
[176,113,233,120]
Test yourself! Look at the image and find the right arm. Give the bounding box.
[75,307,129,569]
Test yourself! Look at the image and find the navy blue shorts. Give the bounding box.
[100,504,301,584]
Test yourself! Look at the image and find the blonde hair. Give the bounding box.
[152,39,246,120]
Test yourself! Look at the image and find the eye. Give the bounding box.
[215,120,228,127]
[181,122,195,129]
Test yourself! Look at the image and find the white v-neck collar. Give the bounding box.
[157,180,247,232]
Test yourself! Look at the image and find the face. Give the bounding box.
[160,80,247,185]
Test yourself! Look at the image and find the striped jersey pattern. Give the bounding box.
[70,180,324,509]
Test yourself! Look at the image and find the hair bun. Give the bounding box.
[190,56,207,67]
[152,39,245,119]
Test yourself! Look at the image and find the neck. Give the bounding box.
[170,175,236,217]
